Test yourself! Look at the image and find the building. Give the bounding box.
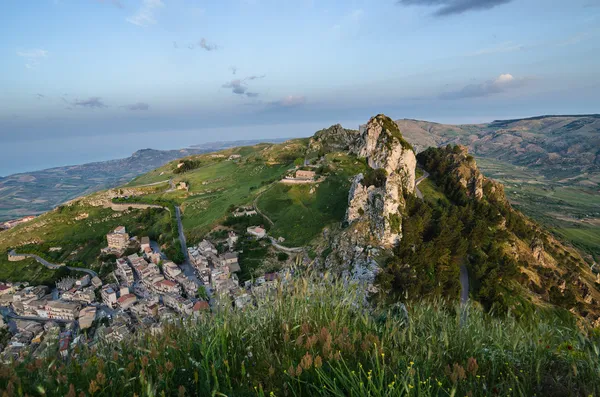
[222,252,240,273]
[0,283,15,295]
[119,286,130,297]
[13,285,48,302]
[78,307,96,329]
[198,240,218,255]
[163,261,182,280]
[91,276,103,289]
[45,301,81,321]
[177,182,189,191]
[101,285,118,308]
[296,170,316,180]
[153,279,180,294]
[228,154,242,160]
[61,287,95,305]
[163,294,194,315]
[192,301,210,316]
[227,231,239,248]
[117,293,137,309]
[116,258,135,285]
[140,237,151,251]
[106,226,130,250]
[76,275,90,287]
[247,226,266,239]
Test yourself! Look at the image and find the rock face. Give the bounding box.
[344,115,417,248]
[308,124,360,153]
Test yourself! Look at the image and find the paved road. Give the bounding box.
[268,237,304,253]
[8,250,98,277]
[7,311,74,324]
[414,169,430,200]
[174,206,190,264]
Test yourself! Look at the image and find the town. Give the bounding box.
[0,214,286,362]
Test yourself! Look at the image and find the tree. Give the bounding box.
[197,286,208,300]
[294,157,304,167]
[277,252,289,261]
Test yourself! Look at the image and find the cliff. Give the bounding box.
[344,115,417,248]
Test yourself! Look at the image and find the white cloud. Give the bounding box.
[17,49,48,69]
[440,73,528,100]
[274,95,307,107]
[127,0,164,27]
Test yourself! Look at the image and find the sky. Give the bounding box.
[1,0,599,175]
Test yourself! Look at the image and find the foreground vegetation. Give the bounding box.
[2,272,599,396]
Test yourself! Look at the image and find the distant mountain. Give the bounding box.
[396,114,600,181]
[396,115,600,261]
[0,139,287,222]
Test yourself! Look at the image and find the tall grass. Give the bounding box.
[2,271,599,396]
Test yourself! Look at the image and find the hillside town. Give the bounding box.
[0,221,285,363]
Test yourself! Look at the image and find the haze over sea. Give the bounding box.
[0,121,358,176]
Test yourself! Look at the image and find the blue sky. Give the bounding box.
[1,0,599,175]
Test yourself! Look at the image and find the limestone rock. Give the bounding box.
[344,115,417,248]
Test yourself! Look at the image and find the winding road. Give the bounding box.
[8,250,98,278]
[414,169,430,200]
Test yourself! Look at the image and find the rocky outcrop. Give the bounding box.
[308,124,360,153]
[344,115,417,248]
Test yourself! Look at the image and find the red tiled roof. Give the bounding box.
[157,279,177,287]
[117,293,136,303]
[192,301,210,311]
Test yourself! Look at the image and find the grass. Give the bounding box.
[3,271,600,396]
[417,178,449,206]
[257,176,351,247]
[0,204,171,284]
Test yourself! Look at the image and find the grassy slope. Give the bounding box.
[4,273,599,396]
[0,203,171,284]
[477,157,600,261]
[257,153,368,247]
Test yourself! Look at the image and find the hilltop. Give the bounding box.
[396,115,600,261]
[0,139,287,223]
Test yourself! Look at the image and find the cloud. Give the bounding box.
[198,38,218,51]
[397,0,513,16]
[123,102,150,111]
[127,0,163,26]
[17,49,48,69]
[72,97,107,108]
[440,73,528,99]
[222,75,265,97]
[271,95,307,107]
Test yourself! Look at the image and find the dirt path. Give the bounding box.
[253,185,275,227]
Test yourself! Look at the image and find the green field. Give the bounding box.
[257,153,368,247]
[257,177,350,247]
